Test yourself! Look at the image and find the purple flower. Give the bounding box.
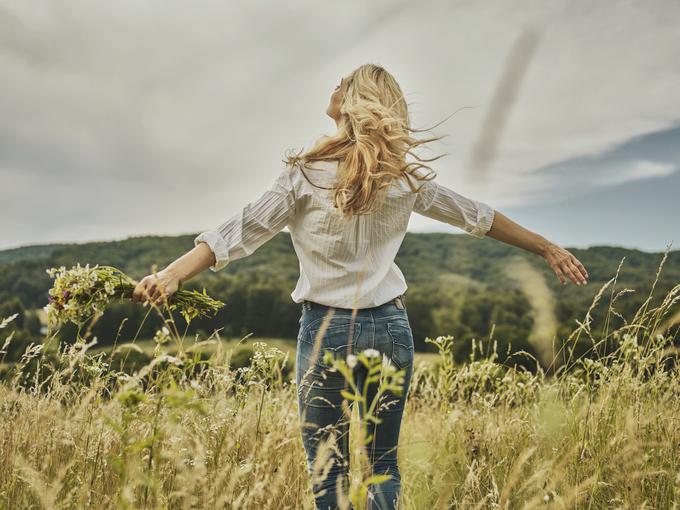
[62,290,71,299]
[48,295,54,302]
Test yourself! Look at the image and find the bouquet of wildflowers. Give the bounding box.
[44,263,224,329]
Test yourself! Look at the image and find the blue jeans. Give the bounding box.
[295,298,414,510]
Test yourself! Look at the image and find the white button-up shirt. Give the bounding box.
[194,159,495,309]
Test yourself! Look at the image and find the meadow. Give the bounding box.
[0,254,678,509]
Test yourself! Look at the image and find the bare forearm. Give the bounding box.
[163,242,216,284]
[485,209,552,257]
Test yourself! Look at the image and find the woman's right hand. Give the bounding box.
[132,268,181,305]
[542,242,588,286]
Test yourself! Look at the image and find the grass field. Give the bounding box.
[0,259,678,509]
[89,336,443,372]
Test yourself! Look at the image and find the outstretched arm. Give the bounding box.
[413,179,588,286]
[484,209,550,256]
[132,167,296,304]
[131,240,221,306]
[485,210,588,286]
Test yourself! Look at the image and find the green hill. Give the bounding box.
[1,232,678,370]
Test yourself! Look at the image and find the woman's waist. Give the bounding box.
[301,293,406,314]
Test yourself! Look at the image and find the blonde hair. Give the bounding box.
[283,63,451,218]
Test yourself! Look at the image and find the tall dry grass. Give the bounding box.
[0,251,678,509]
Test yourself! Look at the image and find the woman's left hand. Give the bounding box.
[542,242,589,286]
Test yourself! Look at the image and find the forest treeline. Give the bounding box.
[1,232,678,370]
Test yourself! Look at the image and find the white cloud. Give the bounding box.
[591,160,677,187]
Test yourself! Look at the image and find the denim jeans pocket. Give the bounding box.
[386,319,414,370]
[306,320,362,369]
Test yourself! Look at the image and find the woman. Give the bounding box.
[132,63,588,509]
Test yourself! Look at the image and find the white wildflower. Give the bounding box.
[154,326,171,345]
[104,281,115,295]
[346,354,358,368]
[158,354,183,366]
[363,348,380,359]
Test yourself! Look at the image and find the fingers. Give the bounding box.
[150,285,169,305]
[132,282,152,303]
[553,265,566,285]
[564,260,586,285]
[569,260,587,285]
[571,254,589,280]
[131,276,169,305]
[553,258,588,285]
[132,279,146,303]
[561,250,587,285]
[146,285,166,305]
[543,243,590,287]
[147,281,158,301]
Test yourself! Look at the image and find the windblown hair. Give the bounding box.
[283,63,453,218]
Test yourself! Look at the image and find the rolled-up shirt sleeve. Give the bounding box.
[413,179,495,238]
[194,166,297,271]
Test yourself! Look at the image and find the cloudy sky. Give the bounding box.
[1,0,678,253]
